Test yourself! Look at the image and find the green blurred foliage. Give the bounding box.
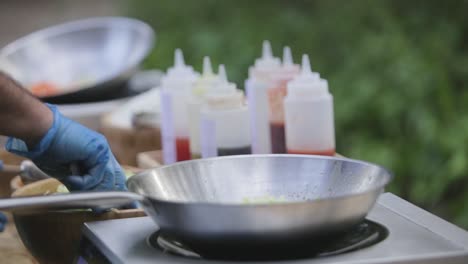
[124,0,468,228]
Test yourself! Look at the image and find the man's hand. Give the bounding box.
[0,71,126,191]
[6,105,127,191]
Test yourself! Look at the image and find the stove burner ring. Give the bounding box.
[148,220,389,261]
[155,235,201,258]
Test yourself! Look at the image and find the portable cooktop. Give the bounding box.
[77,193,468,264]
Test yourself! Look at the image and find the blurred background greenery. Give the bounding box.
[125,0,468,228]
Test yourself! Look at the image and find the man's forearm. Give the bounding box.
[0,72,53,147]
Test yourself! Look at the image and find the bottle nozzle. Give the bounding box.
[301,54,312,75]
[174,49,185,67]
[203,56,213,75]
[163,48,199,90]
[262,40,273,59]
[249,40,281,78]
[212,64,236,94]
[283,46,293,66]
[218,64,227,82]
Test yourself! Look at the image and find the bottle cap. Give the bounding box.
[218,63,227,81]
[248,40,281,79]
[205,64,244,109]
[269,46,300,82]
[192,56,223,96]
[282,46,294,67]
[208,64,235,92]
[287,54,328,97]
[203,56,214,76]
[161,49,199,91]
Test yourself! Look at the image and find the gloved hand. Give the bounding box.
[0,212,7,232]
[6,104,127,192]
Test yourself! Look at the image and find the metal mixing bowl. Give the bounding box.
[0,17,155,104]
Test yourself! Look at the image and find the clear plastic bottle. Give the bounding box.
[284,54,335,156]
[160,49,199,163]
[201,66,251,157]
[245,40,281,154]
[187,57,221,159]
[266,46,301,154]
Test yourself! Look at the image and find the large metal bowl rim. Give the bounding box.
[0,16,155,58]
[127,154,393,207]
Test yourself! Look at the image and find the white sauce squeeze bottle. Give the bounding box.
[284,54,335,156]
[187,56,222,159]
[160,49,199,162]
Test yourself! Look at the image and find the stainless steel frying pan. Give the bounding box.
[0,155,392,250]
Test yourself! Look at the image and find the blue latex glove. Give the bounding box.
[6,104,127,192]
[0,212,6,232]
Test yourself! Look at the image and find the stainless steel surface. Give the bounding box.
[1,159,91,183]
[83,193,468,264]
[0,160,51,182]
[19,160,52,183]
[127,154,392,245]
[0,191,143,212]
[0,17,155,103]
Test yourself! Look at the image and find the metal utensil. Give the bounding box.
[0,160,83,185]
[0,17,155,104]
[0,155,392,248]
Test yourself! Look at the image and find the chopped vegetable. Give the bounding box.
[56,184,69,193]
[124,169,135,180]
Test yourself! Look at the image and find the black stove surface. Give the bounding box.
[148,219,389,261]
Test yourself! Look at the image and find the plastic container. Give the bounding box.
[160,49,199,163]
[266,46,301,153]
[245,41,281,154]
[201,66,251,157]
[284,54,335,156]
[187,57,221,159]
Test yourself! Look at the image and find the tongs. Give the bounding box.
[0,160,51,183]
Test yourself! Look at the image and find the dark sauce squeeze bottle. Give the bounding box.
[200,65,251,157]
[245,41,281,154]
[266,46,300,153]
[284,55,335,156]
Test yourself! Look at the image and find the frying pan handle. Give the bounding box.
[0,191,145,213]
